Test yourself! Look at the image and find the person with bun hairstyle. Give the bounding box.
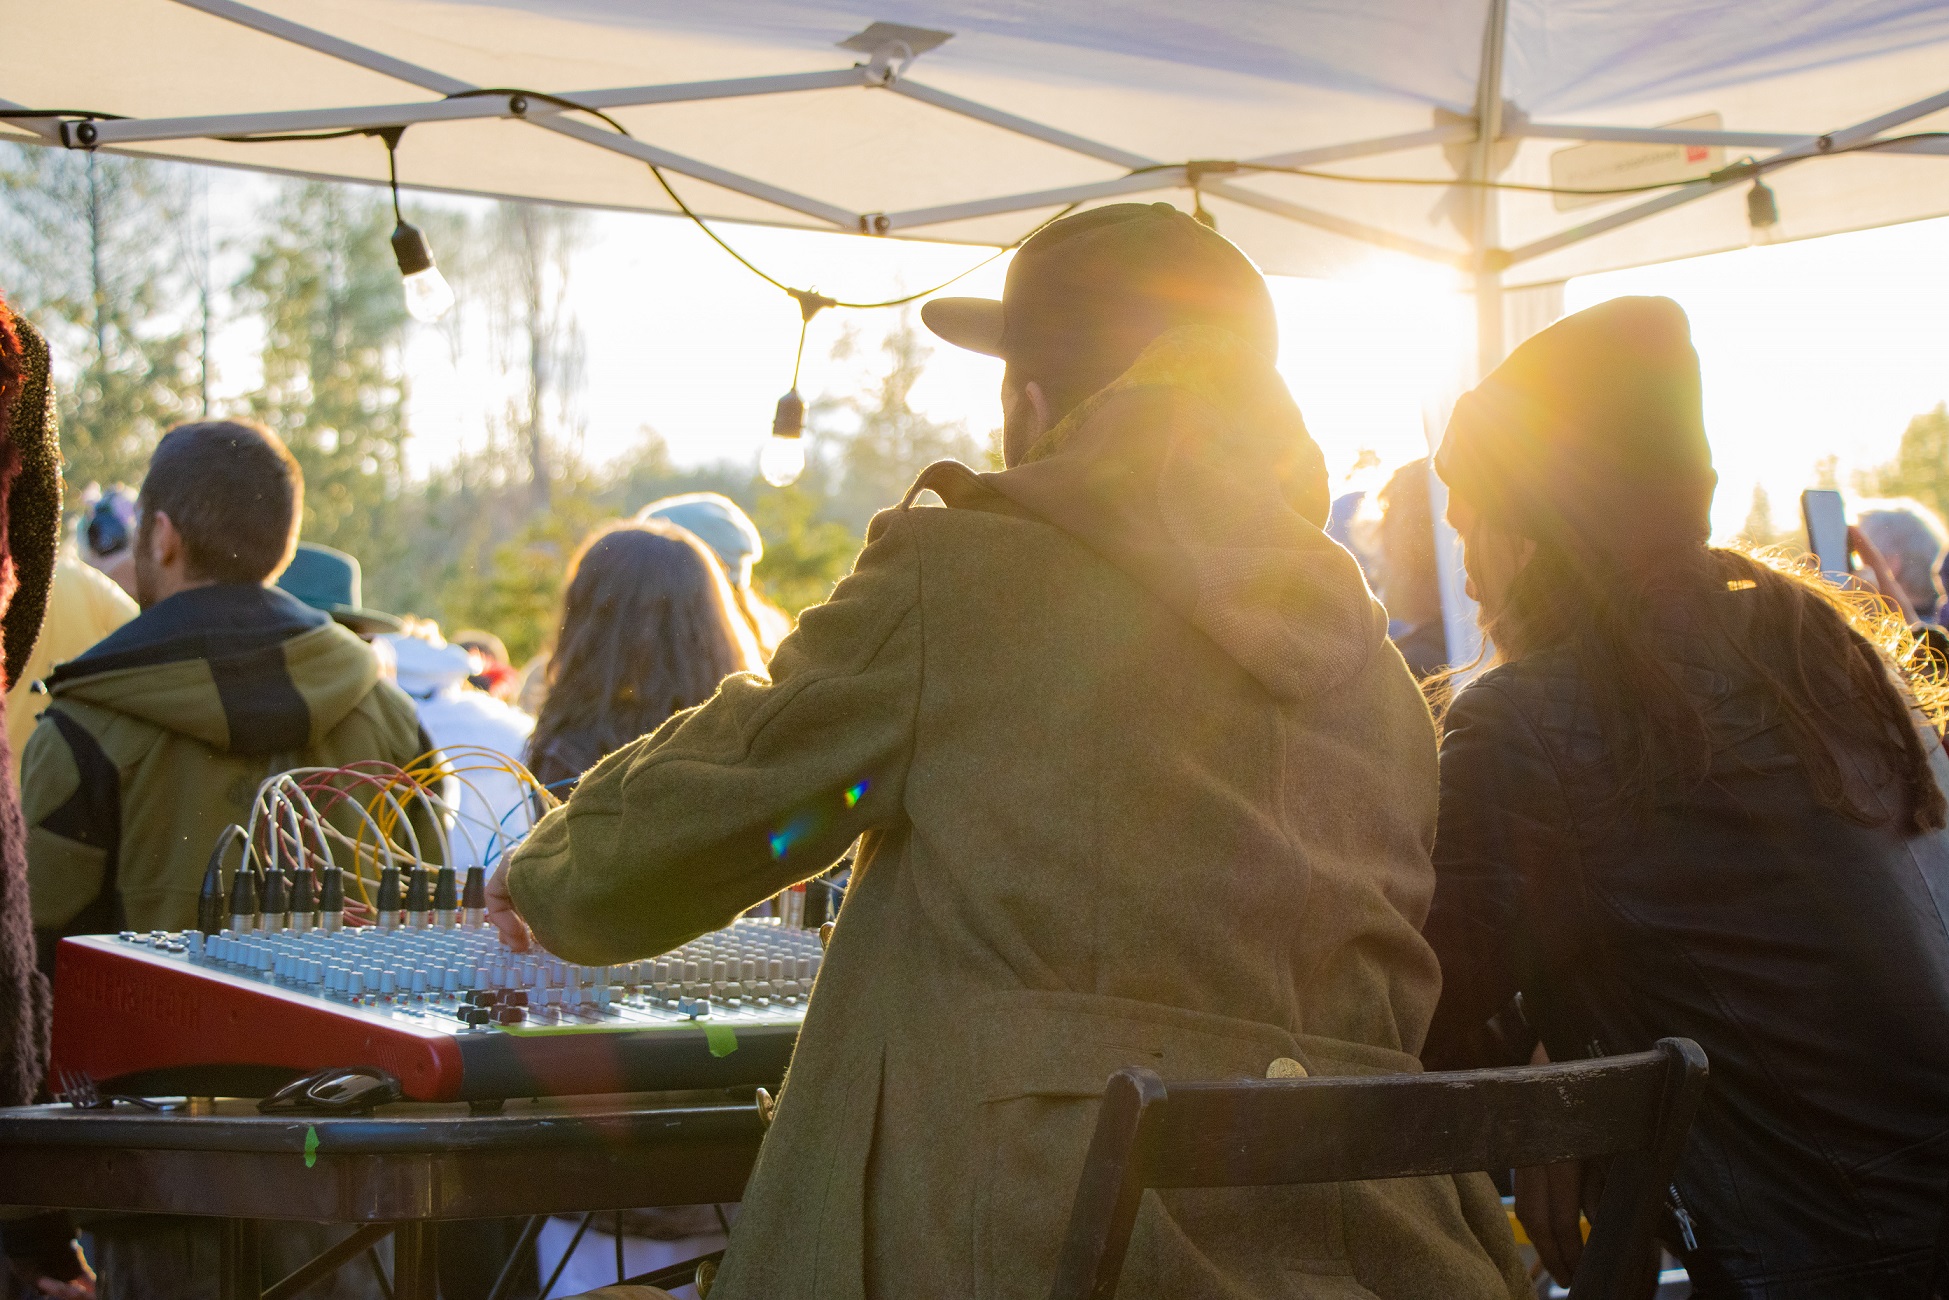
[1422,296,1949,1297]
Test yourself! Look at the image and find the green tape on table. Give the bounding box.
[304,1126,319,1168]
[704,1023,739,1057]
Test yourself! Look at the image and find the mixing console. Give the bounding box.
[50,918,823,1102]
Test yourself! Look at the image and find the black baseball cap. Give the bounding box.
[922,203,1277,396]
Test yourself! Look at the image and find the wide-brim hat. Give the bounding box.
[276,542,402,636]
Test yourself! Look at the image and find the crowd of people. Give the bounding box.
[0,198,1946,1300]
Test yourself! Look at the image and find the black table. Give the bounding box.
[0,1091,764,1300]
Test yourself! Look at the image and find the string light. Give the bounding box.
[763,290,833,487]
[379,129,455,323]
[1747,177,1781,239]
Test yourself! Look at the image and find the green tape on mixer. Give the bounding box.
[304,1126,319,1168]
[705,1023,739,1057]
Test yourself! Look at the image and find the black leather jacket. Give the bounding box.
[1424,644,1949,1298]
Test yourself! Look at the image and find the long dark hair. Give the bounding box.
[527,520,762,789]
[1478,537,1947,834]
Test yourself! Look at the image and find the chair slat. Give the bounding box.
[1142,1051,1668,1188]
[1047,1038,1708,1300]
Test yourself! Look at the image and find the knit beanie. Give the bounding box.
[1437,295,1716,563]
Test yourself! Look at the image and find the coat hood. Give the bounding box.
[47,584,384,756]
[916,325,1386,701]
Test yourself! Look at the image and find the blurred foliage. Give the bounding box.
[1858,403,1949,526]
[236,181,415,571]
[2,157,995,667]
[0,147,199,490]
[1734,484,1797,551]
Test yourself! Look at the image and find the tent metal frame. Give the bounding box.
[6,0,1946,288]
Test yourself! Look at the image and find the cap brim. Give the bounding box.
[921,297,1005,358]
[326,606,404,636]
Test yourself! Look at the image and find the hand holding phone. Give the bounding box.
[1801,490,1851,580]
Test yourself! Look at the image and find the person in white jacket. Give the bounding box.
[382,629,537,873]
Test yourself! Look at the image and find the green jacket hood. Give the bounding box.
[914,325,1387,701]
[45,584,383,755]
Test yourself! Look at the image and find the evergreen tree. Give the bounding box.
[1736,483,1794,550]
[0,144,198,489]
[235,181,412,570]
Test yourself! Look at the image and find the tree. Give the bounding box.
[1735,483,1794,550]
[824,315,992,531]
[484,202,588,506]
[1858,403,1949,524]
[0,144,198,489]
[235,181,412,567]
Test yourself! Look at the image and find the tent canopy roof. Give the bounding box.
[9,0,1949,285]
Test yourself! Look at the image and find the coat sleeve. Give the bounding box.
[506,511,923,965]
[1420,677,1573,1070]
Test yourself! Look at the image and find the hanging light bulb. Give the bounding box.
[376,126,454,323]
[761,290,833,488]
[391,221,455,322]
[761,390,807,487]
[1746,177,1780,244]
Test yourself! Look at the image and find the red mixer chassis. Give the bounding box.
[50,923,822,1101]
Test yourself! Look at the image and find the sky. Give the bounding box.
[191,168,1949,543]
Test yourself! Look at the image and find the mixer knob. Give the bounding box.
[494,1005,526,1025]
[458,1006,490,1027]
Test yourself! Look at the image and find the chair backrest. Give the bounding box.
[1048,1037,1708,1300]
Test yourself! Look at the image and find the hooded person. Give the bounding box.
[21,420,430,1300]
[496,203,1525,1300]
[24,420,433,943]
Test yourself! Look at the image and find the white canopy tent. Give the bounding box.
[9,2,1949,312]
[7,0,1949,657]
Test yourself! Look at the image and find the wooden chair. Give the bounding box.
[1048,1037,1708,1300]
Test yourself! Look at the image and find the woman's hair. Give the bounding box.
[527,520,763,787]
[1472,536,1948,834]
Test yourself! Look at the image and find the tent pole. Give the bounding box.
[1509,80,1949,267]
[1440,0,1513,677]
[1467,0,1511,377]
[167,0,861,229]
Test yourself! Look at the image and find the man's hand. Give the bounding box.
[484,867,534,953]
[6,1244,95,1300]
[1514,1157,1587,1287]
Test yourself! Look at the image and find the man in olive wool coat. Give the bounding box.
[495,204,1526,1300]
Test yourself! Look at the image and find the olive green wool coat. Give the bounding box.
[509,329,1526,1300]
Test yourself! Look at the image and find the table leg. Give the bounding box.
[219,1219,261,1300]
[391,1222,439,1300]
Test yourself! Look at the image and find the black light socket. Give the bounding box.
[772,389,805,440]
[391,221,436,277]
[1747,179,1779,231]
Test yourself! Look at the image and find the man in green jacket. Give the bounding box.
[22,419,429,1300]
[25,418,430,945]
[497,205,1525,1300]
